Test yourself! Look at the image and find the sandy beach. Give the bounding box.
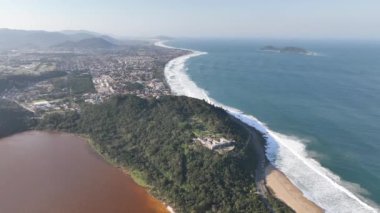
[265,165,323,213]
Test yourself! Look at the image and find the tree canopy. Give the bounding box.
[38,95,292,213]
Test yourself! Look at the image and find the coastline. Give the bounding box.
[0,131,170,213]
[155,40,324,212]
[33,131,175,212]
[266,165,323,213]
[155,40,380,213]
[82,133,175,213]
[2,40,375,212]
[120,38,380,211]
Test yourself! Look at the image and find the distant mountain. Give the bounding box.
[0,29,121,50]
[61,30,125,45]
[60,30,101,36]
[60,30,106,41]
[0,29,69,50]
[53,37,118,49]
[99,35,126,45]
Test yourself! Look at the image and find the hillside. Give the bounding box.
[0,28,68,50]
[0,28,119,50]
[37,95,292,213]
[0,99,34,138]
[53,37,117,49]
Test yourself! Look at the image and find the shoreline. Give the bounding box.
[82,132,175,213]
[11,130,175,213]
[0,131,170,213]
[266,165,323,213]
[155,40,324,212]
[2,40,375,212]
[156,39,379,213]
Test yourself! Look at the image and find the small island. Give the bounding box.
[261,45,314,55]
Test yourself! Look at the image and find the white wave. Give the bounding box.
[306,51,320,56]
[155,40,174,49]
[155,41,379,213]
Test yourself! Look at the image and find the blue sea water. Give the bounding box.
[165,39,380,212]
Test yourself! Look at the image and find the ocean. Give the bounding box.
[158,39,380,212]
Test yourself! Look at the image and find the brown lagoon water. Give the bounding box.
[0,131,168,213]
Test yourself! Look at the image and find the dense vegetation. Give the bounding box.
[66,72,95,94]
[0,99,34,138]
[0,71,67,94]
[38,95,292,213]
[124,81,144,91]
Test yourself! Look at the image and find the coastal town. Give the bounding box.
[0,42,189,114]
[0,39,241,156]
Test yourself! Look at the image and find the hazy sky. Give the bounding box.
[1,0,380,39]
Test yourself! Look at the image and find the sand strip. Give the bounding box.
[266,165,323,213]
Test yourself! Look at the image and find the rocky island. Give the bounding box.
[261,45,315,55]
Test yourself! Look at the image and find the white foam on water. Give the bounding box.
[155,41,379,213]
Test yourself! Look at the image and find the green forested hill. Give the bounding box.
[0,99,34,138]
[37,95,292,213]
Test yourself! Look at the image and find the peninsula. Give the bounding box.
[0,29,309,212]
